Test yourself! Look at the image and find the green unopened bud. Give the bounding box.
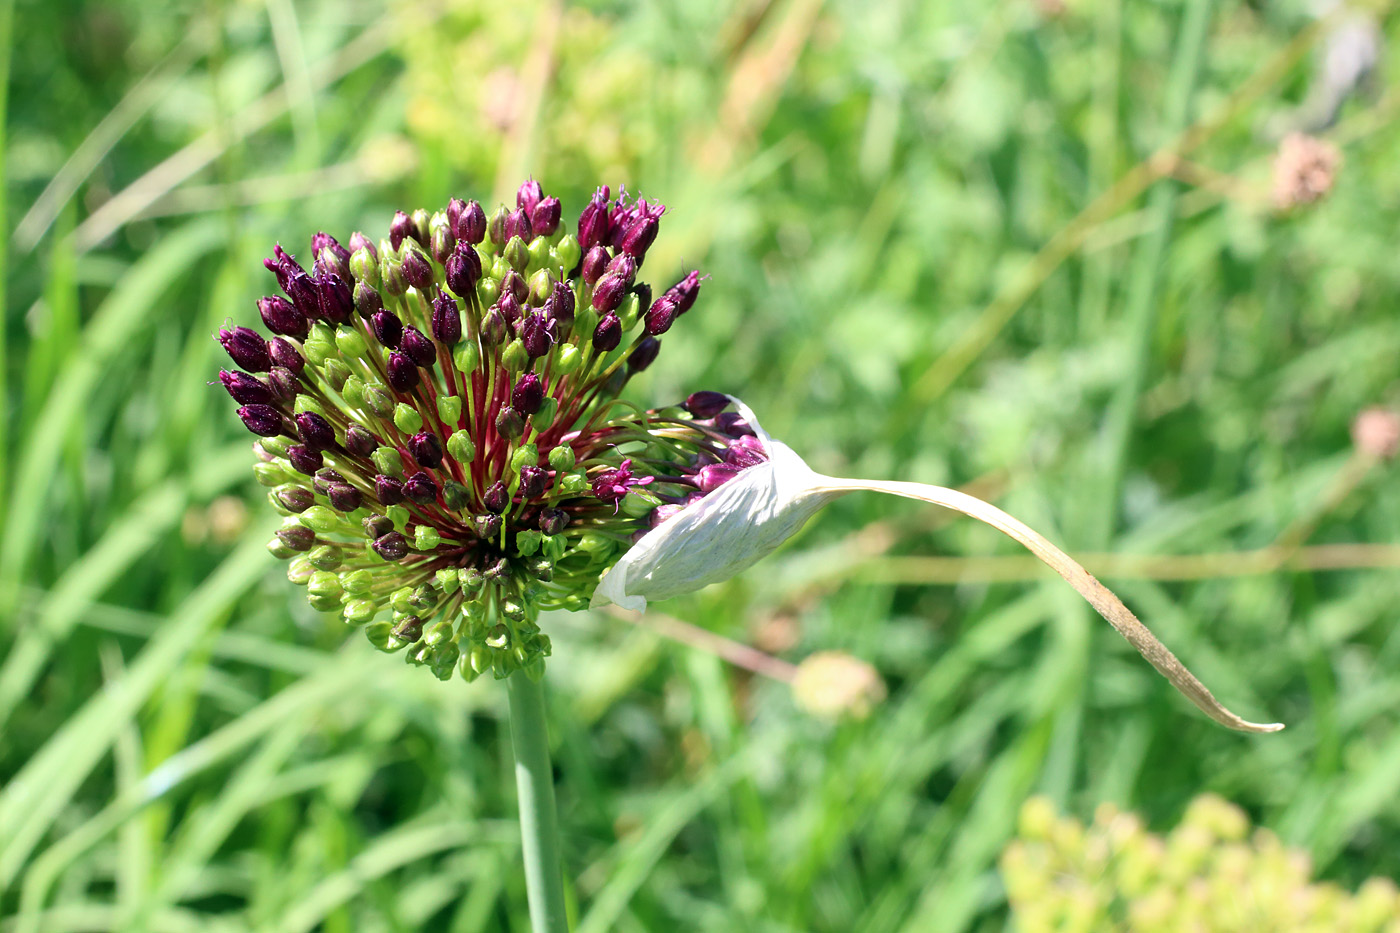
[386,504,410,529]
[259,436,291,458]
[504,236,529,272]
[303,328,336,366]
[501,600,526,622]
[528,268,555,302]
[542,533,566,562]
[298,505,348,535]
[436,567,461,595]
[350,247,380,287]
[335,326,368,360]
[414,525,441,550]
[255,462,291,487]
[308,544,342,571]
[321,359,352,392]
[380,246,406,296]
[389,586,414,614]
[533,397,558,431]
[501,339,528,374]
[461,568,484,590]
[491,254,511,281]
[453,339,480,373]
[437,394,462,424]
[477,277,500,308]
[447,430,476,464]
[307,592,341,612]
[527,236,551,272]
[409,583,437,613]
[618,293,641,330]
[287,556,315,585]
[341,375,366,407]
[547,445,576,472]
[510,443,539,473]
[393,403,422,434]
[515,529,543,557]
[292,396,325,418]
[621,489,662,518]
[553,234,580,272]
[372,446,403,477]
[267,537,299,559]
[423,618,454,647]
[366,620,394,650]
[343,597,378,624]
[362,382,394,418]
[442,481,470,510]
[308,570,343,600]
[554,344,582,375]
[559,471,590,494]
[340,568,374,595]
[530,558,553,582]
[459,653,482,683]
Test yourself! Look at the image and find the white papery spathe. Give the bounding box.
[594,397,1283,735]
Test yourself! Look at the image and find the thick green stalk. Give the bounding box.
[507,670,570,933]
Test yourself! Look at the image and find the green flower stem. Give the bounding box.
[507,669,569,933]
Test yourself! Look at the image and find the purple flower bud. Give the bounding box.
[483,481,509,513]
[714,411,756,437]
[238,404,283,437]
[645,295,679,336]
[496,406,525,439]
[531,196,561,237]
[408,431,444,468]
[725,438,767,469]
[496,292,522,330]
[666,270,703,315]
[348,232,377,261]
[313,232,350,276]
[314,273,353,324]
[263,244,304,291]
[577,185,610,250]
[364,513,394,539]
[457,200,486,244]
[430,221,456,265]
[649,503,688,528]
[581,246,609,286]
[219,370,271,405]
[275,486,315,513]
[628,336,661,372]
[592,312,622,352]
[401,325,436,367]
[277,525,317,552]
[400,247,434,291]
[371,310,403,348]
[685,391,729,418]
[265,367,297,403]
[343,422,379,457]
[591,458,652,505]
[288,443,324,475]
[502,270,529,303]
[544,281,575,330]
[475,513,503,538]
[373,531,409,561]
[404,472,439,504]
[269,337,304,373]
[505,208,533,243]
[480,308,507,347]
[295,411,337,451]
[387,352,420,391]
[219,326,272,372]
[283,271,320,321]
[520,313,553,359]
[512,373,545,414]
[313,468,345,494]
[389,211,414,251]
[605,252,636,286]
[327,482,362,512]
[390,615,422,642]
[695,463,743,493]
[519,465,548,498]
[620,201,664,262]
[375,474,405,505]
[538,507,569,535]
[591,273,628,313]
[353,281,383,318]
[517,179,544,213]
[431,293,462,345]
[445,243,481,297]
[258,296,308,338]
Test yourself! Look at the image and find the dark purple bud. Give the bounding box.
[343,422,379,457]
[714,411,756,437]
[725,438,767,469]
[520,313,553,359]
[327,482,363,512]
[430,221,456,265]
[502,270,529,304]
[480,308,507,347]
[374,474,405,505]
[581,246,608,286]
[404,472,439,504]
[389,211,414,251]
[696,463,743,494]
[219,326,272,373]
[591,273,628,313]
[605,252,636,286]
[483,481,509,513]
[667,270,703,315]
[287,444,323,475]
[517,179,544,213]
[275,486,315,513]
[488,207,508,246]
[284,271,320,320]
[445,243,481,297]
[496,292,522,329]
[519,465,547,498]
[544,281,576,329]
[496,406,525,439]
[649,503,688,528]
[446,198,467,233]
[313,232,350,276]
[431,293,462,345]
[371,310,403,348]
[258,296,308,338]
[387,352,420,391]
[238,404,283,437]
[269,337,304,373]
[628,336,661,372]
[267,366,298,402]
[684,391,729,418]
[457,200,486,244]
[348,232,377,261]
[295,412,337,451]
[408,431,444,468]
[577,185,610,250]
[504,208,533,243]
[219,370,271,405]
[474,513,503,539]
[620,201,664,261]
[390,615,422,642]
[263,244,303,290]
[373,531,409,561]
[531,196,561,237]
[592,313,622,352]
[538,507,569,535]
[401,325,436,366]
[353,281,383,318]
[645,295,679,336]
[511,373,545,414]
[314,273,353,324]
[400,247,434,291]
[313,468,345,494]
[364,513,394,539]
[277,525,317,552]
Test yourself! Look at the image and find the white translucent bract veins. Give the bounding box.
[594,396,1284,735]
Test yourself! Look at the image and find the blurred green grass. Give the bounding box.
[4,0,1400,930]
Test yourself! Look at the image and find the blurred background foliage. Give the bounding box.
[4,0,1400,930]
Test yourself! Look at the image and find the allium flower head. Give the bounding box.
[220,181,743,682]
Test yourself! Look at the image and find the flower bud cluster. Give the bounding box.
[219,181,759,681]
[1001,795,1400,933]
